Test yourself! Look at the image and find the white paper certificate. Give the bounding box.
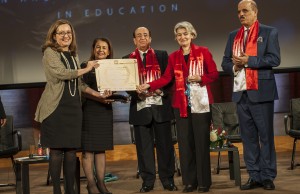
[95,59,139,91]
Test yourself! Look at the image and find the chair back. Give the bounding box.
[291,98,300,131]
[0,116,14,149]
[211,102,241,142]
[0,116,21,158]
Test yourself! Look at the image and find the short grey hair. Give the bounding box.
[174,21,197,39]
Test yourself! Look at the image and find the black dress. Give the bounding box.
[81,62,113,152]
[41,52,82,148]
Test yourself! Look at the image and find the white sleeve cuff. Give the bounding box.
[233,66,239,77]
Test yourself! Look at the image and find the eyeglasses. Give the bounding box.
[56,31,72,37]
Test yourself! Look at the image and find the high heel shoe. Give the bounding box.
[87,185,101,194]
[97,182,112,194]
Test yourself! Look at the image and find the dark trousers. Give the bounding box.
[134,120,175,186]
[238,92,277,182]
[174,108,212,188]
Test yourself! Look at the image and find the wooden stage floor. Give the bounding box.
[1,136,300,194]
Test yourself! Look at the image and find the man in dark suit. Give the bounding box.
[221,0,280,191]
[0,96,7,127]
[123,27,177,193]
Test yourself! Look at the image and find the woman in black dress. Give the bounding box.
[35,20,111,194]
[81,38,114,194]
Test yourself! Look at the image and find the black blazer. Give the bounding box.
[0,96,6,119]
[123,50,174,125]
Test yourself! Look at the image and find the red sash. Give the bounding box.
[129,48,161,84]
[233,20,259,90]
[174,44,205,117]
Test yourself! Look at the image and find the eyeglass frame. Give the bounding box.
[55,31,73,37]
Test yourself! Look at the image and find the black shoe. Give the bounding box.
[182,185,196,193]
[240,178,263,190]
[263,179,275,190]
[140,185,154,193]
[198,186,209,193]
[87,186,101,194]
[163,183,178,191]
[99,190,112,194]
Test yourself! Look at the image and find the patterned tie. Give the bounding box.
[142,52,147,66]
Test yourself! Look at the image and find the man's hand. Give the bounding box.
[232,52,249,72]
[232,52,249,66]
[1,118,7,127]
[233,64,243,72]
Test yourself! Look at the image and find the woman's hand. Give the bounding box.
[99,90,113,98]
[153,89,163,96]
[99,99,115,104]
[78,61,99,76]
[187,75,201,83]
[86,60,99,71]
[84,88,114,103]
[136,84,150,94]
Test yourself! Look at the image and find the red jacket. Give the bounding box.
[149,44,219,110]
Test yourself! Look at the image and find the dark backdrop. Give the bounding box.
[0,0,299,84]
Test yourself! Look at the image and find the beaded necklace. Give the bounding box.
[61,52,77,97]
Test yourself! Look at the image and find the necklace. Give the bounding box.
[61,52,77,97]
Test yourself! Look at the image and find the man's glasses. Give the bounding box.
[56,31,72,37]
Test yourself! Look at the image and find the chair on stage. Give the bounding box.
[0,115,22,187]
[284,98,300,170]
[211,102,242,174]
[130,119,181,178]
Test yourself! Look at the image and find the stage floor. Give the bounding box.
[1,136,300,193]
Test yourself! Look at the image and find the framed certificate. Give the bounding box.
[95,59,139,91]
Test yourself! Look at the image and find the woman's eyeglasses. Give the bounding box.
[56,31,72,37]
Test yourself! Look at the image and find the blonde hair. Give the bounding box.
[174,21,197,39]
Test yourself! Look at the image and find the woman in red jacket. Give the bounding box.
[138,21,219,193]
